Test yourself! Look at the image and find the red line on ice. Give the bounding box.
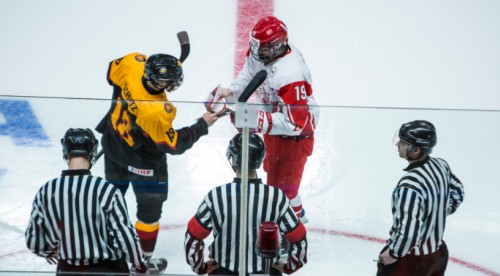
[2,225,499,276]
[233,0,274,77]
[308,227,500,276]
[2,2,498,276]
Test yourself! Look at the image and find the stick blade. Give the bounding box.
[177,31,189,45]
[177,31,190,63]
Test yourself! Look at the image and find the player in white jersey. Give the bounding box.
[216,16,319,220]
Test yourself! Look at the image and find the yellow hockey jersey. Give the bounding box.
[96,52,208,167]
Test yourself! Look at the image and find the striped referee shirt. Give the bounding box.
[387,156,464,258]
[25,169,146,268]
[184,178,307,274]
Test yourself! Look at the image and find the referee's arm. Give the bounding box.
[388,186,424,259]
[448,172,464,215]
[107,190,146,268]
[278,197,308,274]
[25,188,56,257]
[185,200,213,275]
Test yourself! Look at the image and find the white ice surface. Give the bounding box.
[1,1,499,275]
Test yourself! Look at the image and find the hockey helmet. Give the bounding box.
[144,54,184,92]
[399,120,437,154]
[226,133,266,171]
[249,16,288,63]
[61,128,98,161]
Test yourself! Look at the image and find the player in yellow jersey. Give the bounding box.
[96,52,221,273]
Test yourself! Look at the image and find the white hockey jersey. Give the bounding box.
[228,42,319,136]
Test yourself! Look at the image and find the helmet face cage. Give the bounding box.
[144,54,184,92]
[398,120,437,154]
[226,133,266,171]
[249,16,288,63]
[61,128,98,160]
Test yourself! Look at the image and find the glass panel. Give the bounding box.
[0,97,499,275]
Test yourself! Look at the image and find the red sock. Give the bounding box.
[135,221,159,258]
[290,194,303,218]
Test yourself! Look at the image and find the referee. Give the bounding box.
[378,120,465,275]
[25,128,147,274]
[184,133,308,275]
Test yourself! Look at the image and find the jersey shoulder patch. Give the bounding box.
[166,128,175,142]
[134,54,146,62]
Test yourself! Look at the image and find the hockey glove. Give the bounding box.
[205,85,231,114]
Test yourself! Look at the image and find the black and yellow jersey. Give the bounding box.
[96,52,208,167]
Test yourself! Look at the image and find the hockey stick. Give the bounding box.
[91,150,104,166]
[92,32,191,166]
[177,31,190,63]
[238,70,267,102]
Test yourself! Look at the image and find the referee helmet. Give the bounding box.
[227,133,266,171]
[399,120,437,154]
[61,128,98,161]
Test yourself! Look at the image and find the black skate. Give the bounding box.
[131,257,168,275]
[146,257,168,274]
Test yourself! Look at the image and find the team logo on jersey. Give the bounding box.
[164,102,174,113]
[166,128,175,142]
[128,166,154,176]
[135,54,146,62]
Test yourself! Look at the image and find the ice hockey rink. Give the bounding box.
[1,0,500,275]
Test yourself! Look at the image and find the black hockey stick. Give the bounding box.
[209,70,267,117]
[177,31,190,63]
[91,150,104,166]
[238,70,267,102]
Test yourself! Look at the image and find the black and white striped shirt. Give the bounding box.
[387,156,464,258]
[185,178,307,274]
[25,169,146,268]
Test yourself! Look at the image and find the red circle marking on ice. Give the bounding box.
[307,227,500,276]
[2,225,499,276]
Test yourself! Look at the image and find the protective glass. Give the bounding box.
[392,130,400,148]
[392,130,410,148]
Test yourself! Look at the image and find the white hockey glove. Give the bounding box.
[204,85,232,116]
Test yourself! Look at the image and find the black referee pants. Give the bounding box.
[377,242,449,276]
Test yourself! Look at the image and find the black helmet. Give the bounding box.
[226,133,266,171]
[399,120,437,154]
[144,54,183,92]
[61,128,98,160]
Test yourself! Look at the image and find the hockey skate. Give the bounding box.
[131,257,168,274]
[146,257,168,274]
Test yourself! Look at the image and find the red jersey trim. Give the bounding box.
[285,222,306,243]
[187,216,211,240]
